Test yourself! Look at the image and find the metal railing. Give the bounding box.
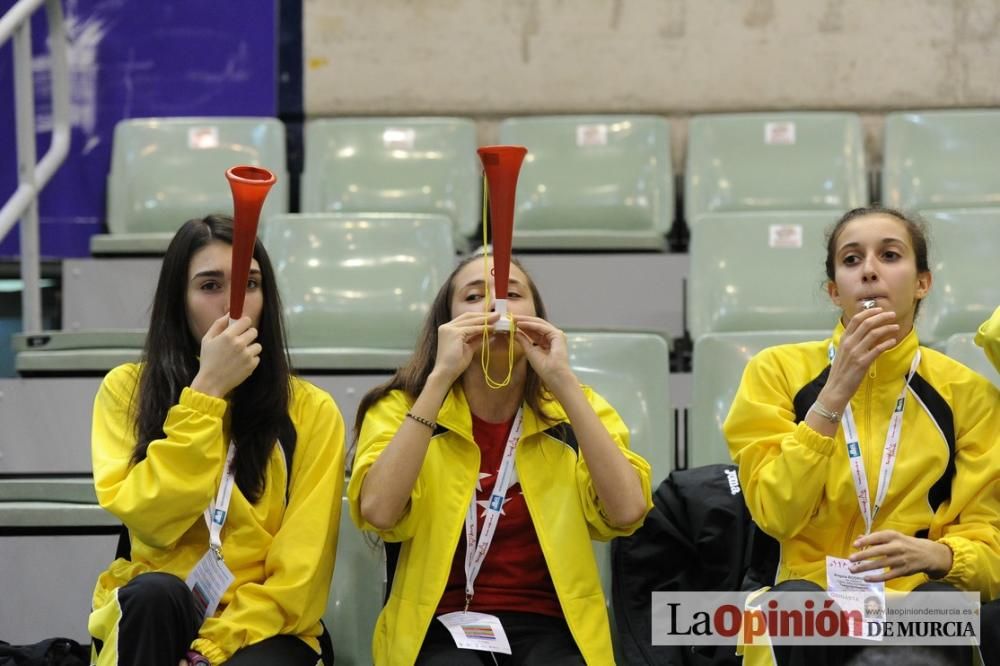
[0,0,70,334]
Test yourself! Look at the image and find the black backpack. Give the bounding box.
[611,464,779,666]
[0,638,89,666]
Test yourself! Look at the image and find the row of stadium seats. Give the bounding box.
[16,204,995,378]
[688,208,999,343]
[92,110,1000,254]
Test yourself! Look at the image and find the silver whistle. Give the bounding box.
[862,299,877,310]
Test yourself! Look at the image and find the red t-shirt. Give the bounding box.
[436,414,563,617]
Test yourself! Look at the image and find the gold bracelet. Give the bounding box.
[405,412,437,431]
[810,400,842,424]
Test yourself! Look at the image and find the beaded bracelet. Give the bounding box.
[405,411,437,430]
[809,400,842,424]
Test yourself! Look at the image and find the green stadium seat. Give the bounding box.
[943,333,999,388]
[92,117,288,255]
[687,212,840,341]
[324,497,384,666]
[566,330,672,484]
[689,331,828,468]
[883,110,1000,211]
[301,118,479,246]
[565,330,671,663]
[685,113,868,227]
[0,501,118,530]
[497,116,673,250]
[0,476,97,503]
[261,213,455,370]
[918,210,1000,345]
[13,329,144,374]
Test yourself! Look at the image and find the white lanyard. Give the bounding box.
[203,443,237,558]
[463,407,524,610]
[828,345,921,535]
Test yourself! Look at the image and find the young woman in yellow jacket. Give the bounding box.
[348,253,652,665]
[725,207,1000,665]
[89,215,345,666]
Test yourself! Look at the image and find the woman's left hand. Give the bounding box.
[514,316,576,390]
[849,530,954,581]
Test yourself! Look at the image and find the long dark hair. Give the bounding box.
[132,215,295,503]
[353,254,554,440]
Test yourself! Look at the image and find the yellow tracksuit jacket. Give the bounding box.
[725,324,1000,599]
[347,385,653,665]
[725,324,1000,666]
[88,363,345,664]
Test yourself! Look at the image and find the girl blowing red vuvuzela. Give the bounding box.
[347,145,653,665]
[88,166,345,666]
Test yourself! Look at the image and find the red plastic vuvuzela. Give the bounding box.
[477,145,527,331]
[226,165,276,321]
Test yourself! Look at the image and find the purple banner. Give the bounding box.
[0,0,277,258]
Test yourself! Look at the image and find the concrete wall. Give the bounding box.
[303,0,1000,164]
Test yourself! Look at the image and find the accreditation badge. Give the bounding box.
[436,611,512,655]
[186,549,235,622]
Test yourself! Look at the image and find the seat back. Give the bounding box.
[325,497,385,666]
[566,330,671,664]
[943,333,1000,388]
[566,331,673,485]
[685,112,867,226]
[690,330,829,468]
[918,210,1000,345]
[301,117,480,244]
[498,116,673,249]
[687,212,840,340]
[883,110,1000,211]
[261,213,455,363]
[107,117,288,236]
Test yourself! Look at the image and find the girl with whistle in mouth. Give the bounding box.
[348,147,652,665]
[88,214,344,666]
[725,207,1000,666]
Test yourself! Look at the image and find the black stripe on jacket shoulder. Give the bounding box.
[542,423,579,454]
[792,366,831,424]
[908,372,956,514]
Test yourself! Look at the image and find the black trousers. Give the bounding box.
[93,572,324,666]
[768,579,974,666]
[415,611,586,665]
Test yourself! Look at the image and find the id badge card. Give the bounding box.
[826,555,885,641]
[436,611,512,655]
[186,549,235,622]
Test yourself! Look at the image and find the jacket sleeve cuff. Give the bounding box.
[795,421,836,457]
[937,536,971,586]
[190,638,227,666]
[180,386,227,418]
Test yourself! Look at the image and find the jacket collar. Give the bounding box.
[435,384,570,442]
[830,320,921,381]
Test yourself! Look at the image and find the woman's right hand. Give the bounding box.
[190,314,262,398]
[432,311,499,384]
[821,307,900,411]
